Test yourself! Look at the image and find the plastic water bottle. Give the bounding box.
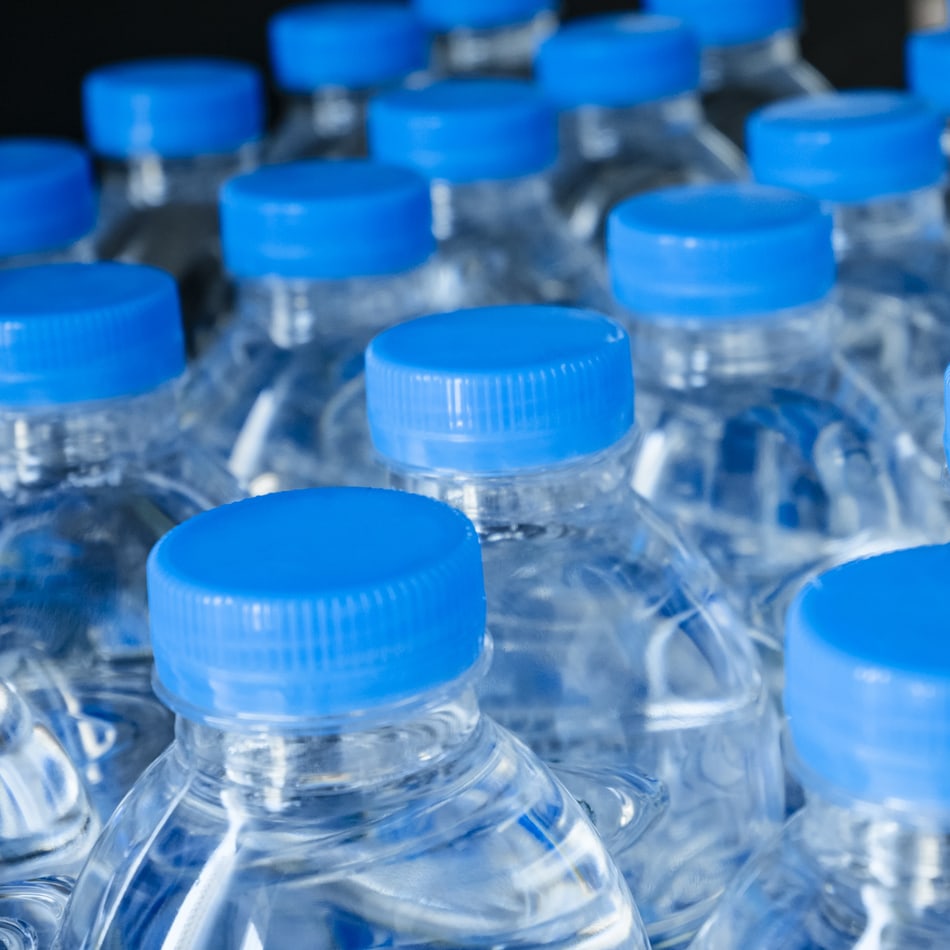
[0,878,74,950]
[607,184,944,666]
[0,262,236,820]
[536,14,746,250]
[369,78,612,311]
[643,0,829,147]
[266,3,428,163]
[0,679,98,882]
[181,160,438,495]
[907,28,950,156]
[413,0,556,77]
[54,487,650,948]
[693,543,950,948]
[0,139,98,269]
[747,91,950,473]
[364,305,784,948]
[83,58,265,356]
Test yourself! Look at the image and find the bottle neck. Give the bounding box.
[99,146,259,209]
[801,790,950,909]
[430,173,551,241]
[278,88,369,156]
[832,186,947,258]
[431,14,556,77]
[626,300,836,392]
[700,30,804,87]
[174,681,484,795]
[233,264,436,348]
[0,383,180,493]
[558,94,705,163]
[386,433,636,529]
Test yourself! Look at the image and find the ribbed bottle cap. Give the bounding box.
[0,139,97,258]
[0,263,184,406]
[748,91,945,203]
[786,545,950,811]
[908,30,950,117]
[643,0,797,46]
[269,3,428,93]
[412,0,556,30]
[147,488,487,725]
[607,183,835,319]
[537,15,701,109]
[366,305,633,473]
[83,58,265,158]
[220,160,435,280]
[369,79,557,182]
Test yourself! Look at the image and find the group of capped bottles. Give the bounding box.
[2,0,950,947]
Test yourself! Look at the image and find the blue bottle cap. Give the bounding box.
[786,545,950,812]
[0,139,97,259]
[537,15,701,109]
[83,58,265,159]
[147,488,487,725]
[369,79,557,183]
[607,183,835,319]
[908,30,950,117]
[366,305,633,473]
[220,160,435,280]
[412,0,556,30]
[0,263,184,406]
[269,3,428,93]
[748,91,945,203]
[642,0,797,47]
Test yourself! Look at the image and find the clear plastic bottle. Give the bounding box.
[369,78,612,312]
[643,0,829,147]
[692,544,950,949]
[747,91,950,473]
[83,58,265,356]
[364,305,784,949]
[55,487,650,949]
[181,160,439,495]
[536,14,746,250]
[607,184,945,665]
[0,262,236,820]
[266,3,428,163]
[0,139,98,269]
[413,0,556,78]
[0,878,74,950]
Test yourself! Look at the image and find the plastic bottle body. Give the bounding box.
[96,148,260,357]
[431,14,556,77]
[0,385,236,818]
[429,174,613,312]
[624,299,944,655]
[55,686,647,949]
[692,795,950,949]
[700,32,830,146]
[388,439,784,948]
[182,265,438,495]
[553,96,746,249]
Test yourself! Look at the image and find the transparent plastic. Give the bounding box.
[0,681,97,882]
[266,89,373,163]
[431,14,556,77]
[428,174,613,312]
[0,878,73,950]
[0,384,236,819]
[54,674,650,948]
[181,265,439,494]
[700,31,830,147]
[95,148,260,357]
[0,238,97,270]
[626,300,945,662]
[388,435,784,949]
[554,94,746,249]
[829,186,950,474]
[692,791,950,948]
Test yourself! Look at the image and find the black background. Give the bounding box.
[0,0,913,141]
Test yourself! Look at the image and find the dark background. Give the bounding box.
[0,0,918,141]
